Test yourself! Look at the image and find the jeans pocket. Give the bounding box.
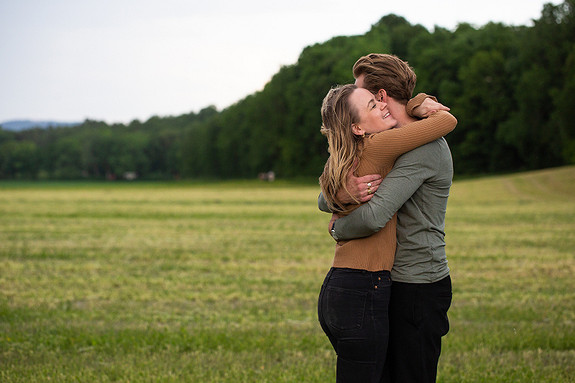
[325,286,367,331]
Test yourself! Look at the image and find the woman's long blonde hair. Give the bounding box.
[319,84,363,215]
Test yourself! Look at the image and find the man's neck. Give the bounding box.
[389,99,416,128]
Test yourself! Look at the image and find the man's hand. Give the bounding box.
[335,163,382,204]
[413,98,450,118]
[328,213,340,236]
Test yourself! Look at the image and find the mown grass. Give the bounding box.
[1,167,574,382]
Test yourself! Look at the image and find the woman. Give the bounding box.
[317,84,457,382]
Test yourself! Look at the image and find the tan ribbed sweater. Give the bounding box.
[331,95,457,272]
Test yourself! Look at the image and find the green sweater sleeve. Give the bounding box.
[318,192,331,213]
[333,141,438,240]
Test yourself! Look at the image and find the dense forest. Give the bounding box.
[1,1,574,180]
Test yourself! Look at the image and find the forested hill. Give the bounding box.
[1,1,574,180]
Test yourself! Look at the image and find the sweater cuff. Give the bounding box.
[406,93,437,117]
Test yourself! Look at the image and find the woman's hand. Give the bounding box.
[328,213,340,236]
[413,98,450,118]
[335,163,382,204]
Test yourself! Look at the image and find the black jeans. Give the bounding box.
[318,267,392,383]
[385,275,452,383]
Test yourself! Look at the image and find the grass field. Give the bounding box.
[1,166,574,382]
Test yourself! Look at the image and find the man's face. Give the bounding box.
[354,73,366,89]
[355,73,383,102]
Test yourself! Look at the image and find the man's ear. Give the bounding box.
[377,89,388,102]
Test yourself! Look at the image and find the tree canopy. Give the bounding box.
[1,0,574,180]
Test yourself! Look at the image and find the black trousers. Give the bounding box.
[318,267,392,383]
[385,275,452,383]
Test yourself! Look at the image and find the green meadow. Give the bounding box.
[1,166,574,382]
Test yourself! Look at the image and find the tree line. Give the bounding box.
[1,0,574,180]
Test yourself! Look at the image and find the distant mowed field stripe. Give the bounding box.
[1,166,574,382]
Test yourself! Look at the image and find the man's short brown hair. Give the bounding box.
[352,53,417,104]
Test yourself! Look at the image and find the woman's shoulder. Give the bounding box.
[361,129,398,155]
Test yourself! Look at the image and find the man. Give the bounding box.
[318,53,454,383]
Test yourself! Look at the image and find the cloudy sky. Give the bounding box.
[0,0,564,124]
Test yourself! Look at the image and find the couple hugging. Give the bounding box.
[317,53,457,383]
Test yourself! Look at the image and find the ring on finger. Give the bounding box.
[367,187,372,194]
[367,182,372,188]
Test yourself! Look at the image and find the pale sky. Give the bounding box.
[0,0,564,124]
